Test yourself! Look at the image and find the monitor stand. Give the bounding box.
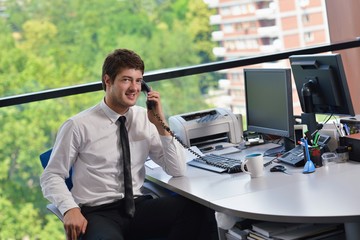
[301,112,318,135]
[284,137,294,152]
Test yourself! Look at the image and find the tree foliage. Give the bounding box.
[0,0,216,238]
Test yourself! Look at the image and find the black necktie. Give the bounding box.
[118,116,135,218]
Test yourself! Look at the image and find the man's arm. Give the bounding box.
[40,119,80,214]
[145,90,186,176]
[40,119,88,238]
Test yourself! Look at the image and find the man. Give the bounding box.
[40,49,217,240]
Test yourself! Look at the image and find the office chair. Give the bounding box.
[39,149,172,222]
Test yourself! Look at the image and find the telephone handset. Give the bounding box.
[141,81,156,110]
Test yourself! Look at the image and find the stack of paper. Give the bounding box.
[249,221,343,240]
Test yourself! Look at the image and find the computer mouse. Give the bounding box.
[270,165,287,172]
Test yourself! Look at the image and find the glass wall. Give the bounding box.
[2,0,356,238]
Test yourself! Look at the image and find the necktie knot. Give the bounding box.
[118,116,126,125]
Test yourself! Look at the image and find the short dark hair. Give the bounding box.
[101,49,145,91]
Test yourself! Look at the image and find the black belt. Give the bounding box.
[80,194,153,215]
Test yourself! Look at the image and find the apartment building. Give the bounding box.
[205,0,329,116]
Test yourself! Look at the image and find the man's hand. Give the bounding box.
[146,90,171,136]
[63,208,87,240]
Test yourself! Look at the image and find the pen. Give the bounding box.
[333,122,344,137]
[343,123,350,135]
[304,131,313,145]
[313,132,320,146]
[340,124,346,136]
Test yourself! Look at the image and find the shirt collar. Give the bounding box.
[100,99,132,123]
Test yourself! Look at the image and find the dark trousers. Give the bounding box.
[80,195,218,240]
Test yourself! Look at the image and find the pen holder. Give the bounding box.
[339,136,346,147]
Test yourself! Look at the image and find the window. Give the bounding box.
[304,32,314,42]
[302,13,310,23]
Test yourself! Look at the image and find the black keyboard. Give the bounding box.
[187,154,243,173]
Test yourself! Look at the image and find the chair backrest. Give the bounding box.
[40,149,73,190]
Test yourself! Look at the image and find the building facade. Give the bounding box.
[205,0,329,116]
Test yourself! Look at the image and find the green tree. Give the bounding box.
[0,0,216,238]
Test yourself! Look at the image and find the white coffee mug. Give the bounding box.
[241,153,264,178]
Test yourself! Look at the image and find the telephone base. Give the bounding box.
[277,145,305,167]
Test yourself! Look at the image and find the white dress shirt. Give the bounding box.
[40,99,186,215]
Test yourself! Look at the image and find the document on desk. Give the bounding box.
[184,146,204,162]
[145,146,203,169]
[145,158,161,169]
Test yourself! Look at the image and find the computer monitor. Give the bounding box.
[244,68,294,141]
[289,53,355,134]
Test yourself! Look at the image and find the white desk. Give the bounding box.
[145,144,360,239]
[211,162,360,223]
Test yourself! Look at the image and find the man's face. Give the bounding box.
[104,68,143,114]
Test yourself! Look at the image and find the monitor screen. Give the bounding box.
[289,53,355,133]
[244,68,294,138]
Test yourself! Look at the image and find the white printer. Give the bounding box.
[168,108,243,147]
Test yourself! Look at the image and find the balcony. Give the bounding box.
[204,0,219,8]
[257,25,279,37]
[212,31,224,41]
[255,7,276,18]
[212,47,226,57]
[209,14,222,25]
